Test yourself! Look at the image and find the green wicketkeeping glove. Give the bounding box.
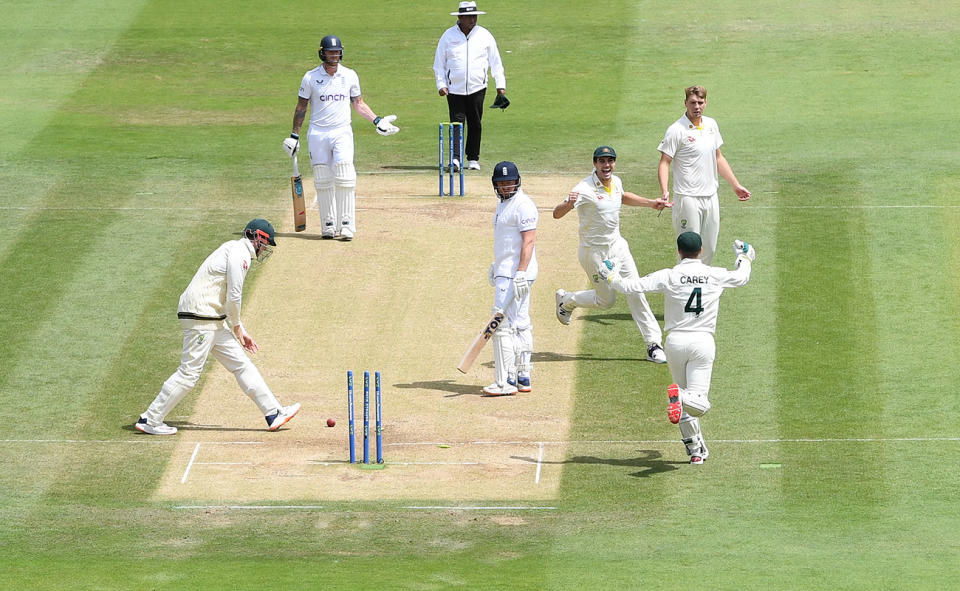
[490,94,510,110]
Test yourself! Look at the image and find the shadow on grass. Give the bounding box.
[581,312,665,324]
[512,449,686,478]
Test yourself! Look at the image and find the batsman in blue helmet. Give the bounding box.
[482,161,538,396]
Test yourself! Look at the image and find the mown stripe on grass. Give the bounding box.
[774,164,886,518]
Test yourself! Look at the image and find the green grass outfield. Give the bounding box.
[2,0,959,588]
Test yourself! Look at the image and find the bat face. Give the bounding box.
[291,175,306,232]
[457,310,505,373]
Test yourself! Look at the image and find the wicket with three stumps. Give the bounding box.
[347,370,383,464]
[438,122,464,196]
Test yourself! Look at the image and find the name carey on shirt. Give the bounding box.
[680,274,709,284]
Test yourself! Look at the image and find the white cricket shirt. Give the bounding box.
[434,24,505,95]
[177,238,254,329]
[298,64,361,131]
[572,172,623,249]
[493,188,538,279]
[614,258,750,334]
[658,114,724,197]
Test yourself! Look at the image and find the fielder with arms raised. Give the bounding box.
[553,146,671,363]
[283,35,399,240]
[484,161,537,396]
[135,219,300,435]
[600,232,755,464]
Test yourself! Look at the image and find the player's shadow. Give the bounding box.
[122,422,266,433]
[581,312,665,324]
[511,449,685,478]
[393,379,483,398]
[232,231,329,241]
[380,165,440,171]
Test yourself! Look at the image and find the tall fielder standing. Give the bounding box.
[484,161,537,396]
[657,85,751,265]
[600,232,755,464]
[135,219,301,435]
[553,146,671,364]
[283,35,399,240]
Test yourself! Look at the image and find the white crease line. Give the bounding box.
[535,442,544,485]
[403,506,557,511]
[181,442,200,484]
[174,505,324,510]
[194,462,252,465]
[0,439,263,445]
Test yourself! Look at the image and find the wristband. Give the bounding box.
[290,132,299,140]
[373,116,382,126]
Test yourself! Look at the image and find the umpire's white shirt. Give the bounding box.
[615,258,751,334]
[299,64,361,130]
[493,188,538,279]
[177,238,254,330]
[658,115,723,197]
[434,24,506,95]
[572,172,624,249]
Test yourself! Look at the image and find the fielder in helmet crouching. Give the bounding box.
[483,162,538,396]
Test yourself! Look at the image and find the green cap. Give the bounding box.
[677,231,702,254]
[593,145,616,160]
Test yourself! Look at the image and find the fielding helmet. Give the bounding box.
[318,35,344,63]
[491,161,521,200]
[244,218,276,261]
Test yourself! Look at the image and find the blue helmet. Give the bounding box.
[491,161,521,200]
[318,35,343,63]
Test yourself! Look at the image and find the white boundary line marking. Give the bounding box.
[402,506,557,511]
[535,442,544,485]
[0,439,263,445]
[180,443,200,484]
[194,462,252,466]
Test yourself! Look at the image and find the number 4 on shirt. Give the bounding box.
[685,287,704,316]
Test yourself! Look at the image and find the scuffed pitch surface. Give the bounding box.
[154,175,589,501]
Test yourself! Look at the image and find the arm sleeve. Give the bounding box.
[223,247,249,328]
[613,268,670,295]
[517,200,538,231]
[718,260,751,288]
[298,72,312,100]
[488,35,506,89]
[433,34,448,89]
[657,125,679,158]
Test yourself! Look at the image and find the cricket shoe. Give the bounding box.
[467,160,481,170]
[647,344,667,364]
[555,289,572,325]
[667,383,682,424]
[508,376,532,393]
[482,381,518,396]
[322,222,336,239]
[340,227,354,241]
[266,403,301,431]
[690,453,705,465]
[451,158,461,172]
[135,417,177,435]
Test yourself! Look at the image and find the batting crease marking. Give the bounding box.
[181,442,200,484]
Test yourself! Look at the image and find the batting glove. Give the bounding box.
[513,271,529,302]
[282,133,299,157]
[374,115,399,136]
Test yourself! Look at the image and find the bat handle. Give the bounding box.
[292,154,301,177]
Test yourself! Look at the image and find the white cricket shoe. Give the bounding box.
[340,227,354,241]
[555,289,572,325]
[482,381,518,396]
[451,158,461,172]
[467,160,481,170]
[647,343,667,364]
[135,417,177,435]
[266,403,301,431]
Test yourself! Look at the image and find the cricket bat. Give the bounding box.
[457,309,505,373]
[291,153,306,232]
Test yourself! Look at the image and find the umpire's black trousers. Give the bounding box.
[446,89,486,162]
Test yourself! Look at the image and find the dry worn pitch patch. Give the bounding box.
[155,174,591,502]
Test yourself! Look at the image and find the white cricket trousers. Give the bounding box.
[567,236,662,346]
[664,330,715,412]
[141,319,282,426]
[673,192,720,265]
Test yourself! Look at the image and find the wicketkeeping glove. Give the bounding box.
[513,271,529,302]
[282,133,299,157]
[597,259,618,283]
[733,240,756,268]
[374,115,399,136]
[489,94,510,110]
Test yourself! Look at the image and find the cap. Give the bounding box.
[593,146,617,160]
[677,231,702,254]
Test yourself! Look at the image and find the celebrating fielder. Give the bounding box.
[284,35,399,241]
[657,85,751,265]
[483,161,538,396]
[600,232,755,464]
[553,146,671,364]
[135,219,301,435]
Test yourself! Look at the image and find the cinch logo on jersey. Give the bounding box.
[520,216,536,225]
[318,93,347,102]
